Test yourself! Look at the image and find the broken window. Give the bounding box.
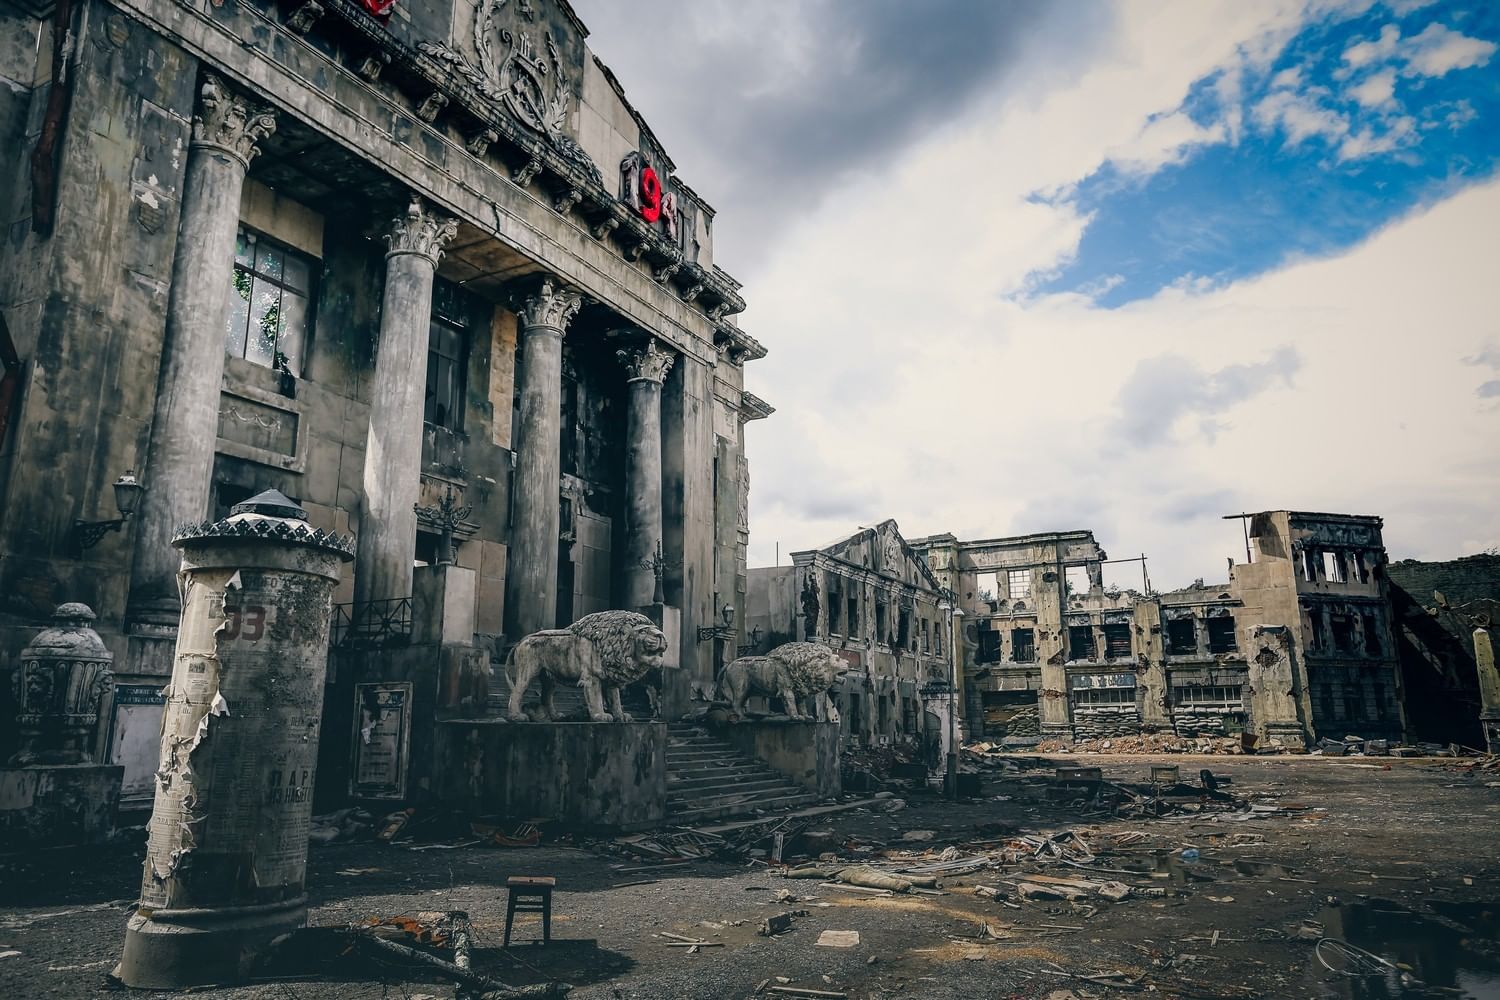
[1102,622,1132,659]
[1330,613,1355,654]
[425,278,472,430]
[1068,624,1096,661]
[1307,608,1326,651]
[1065,566,1090,598]
[1362,613,1382,656]
[1166,618,1198,656]
[875,598,888,643]
[977,624,1001,664]
[827,579,842,634]
[897,608,911,649]
[920,618,930,653]
[1007,569,1032,600]
[1322,551,1346,583]
[847,594,860,638]
[1206,615,1238,654]
[975,571,999,604]
[1354,551,1370,584]
[1011,628,1036,663]
[226,226,315,378]
[1300,548,1319,581]
[1073,686,1134,706]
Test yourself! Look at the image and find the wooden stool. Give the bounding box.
[503,876,555,946]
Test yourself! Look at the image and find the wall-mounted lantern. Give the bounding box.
[697,602,736,642]
[73,471,144,550]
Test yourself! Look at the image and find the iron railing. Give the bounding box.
[331,597,413,648]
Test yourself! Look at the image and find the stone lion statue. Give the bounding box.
[718,641,844,722]
[506,610,669,723]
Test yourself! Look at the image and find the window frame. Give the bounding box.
[226,225,317,378]
[425,277,473,432]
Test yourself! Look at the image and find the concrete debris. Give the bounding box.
[814,930,859,948]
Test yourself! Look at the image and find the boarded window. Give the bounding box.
[1068,625,1096,660]
[1011,628,1036,663]
[1206,616,1237,654]
[1007,569,1031,600]
[1166,618,1197,656]
[977,625,1001,664]
[1102,622,1132,659]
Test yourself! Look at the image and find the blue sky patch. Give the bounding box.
[1030,0,1500,307]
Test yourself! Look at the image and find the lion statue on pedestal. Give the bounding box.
[506,610,669,723]
[718,641,844,722]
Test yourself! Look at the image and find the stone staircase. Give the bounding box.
[666,723,819,824]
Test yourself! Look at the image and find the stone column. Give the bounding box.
[128,76,276,623]
[618,338,674,608]
[504,278,582,638]
[352,199,458,607]
[1475,627,1499,754]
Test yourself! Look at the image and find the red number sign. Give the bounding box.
[639,166,662,223]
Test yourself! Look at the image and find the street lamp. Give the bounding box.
[73,471,144,550]
[696,602,737,642]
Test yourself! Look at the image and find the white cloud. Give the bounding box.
[1104,111,1227,175]
[1253,88,1351,146]
[1338,113,1417,158]
[1343,23,1402,69]
[1401,22,1497,77]
[735,2,1500,587]
[1385,0,1437,14]
[1348,68,1397,107]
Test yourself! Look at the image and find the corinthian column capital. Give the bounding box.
[385,197,459,264]
[517,277,583,332]
[617,337,675,385]
[191,74,277,168]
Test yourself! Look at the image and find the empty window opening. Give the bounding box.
[1307,609,1327,651]
[1322,551,1347,583]
[1007,569,1032,600]
[975,571,999,604]
[1206,616,1238,654]
[827,579,842,634]
[847,595,860,638]
[875,598,888,643]
[1166,618,1198,656]
[1330,613,1355,654]
[977,624,1001,664]
[1300,548,1319,581]
[1065,566,1091,598]
[897,608,911,649]
[1068,624,1097,660]
[1172,684,1245,712]
[1354,551,1370,583]
[1011,628,1036,663]
[1362,613,1382,656]
[1102,622,1132,659]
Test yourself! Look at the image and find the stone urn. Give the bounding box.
[9,603,115,765]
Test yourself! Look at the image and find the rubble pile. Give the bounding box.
[1032,734,1250,755]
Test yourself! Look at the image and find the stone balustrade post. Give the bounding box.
[128,75,276,623]
[619,338,674,609]
[504,279,582,638]
[352,198,458,608]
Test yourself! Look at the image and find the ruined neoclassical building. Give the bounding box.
[0,0,768,803]
[911,511,1414,749]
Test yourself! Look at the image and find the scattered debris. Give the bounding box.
[814,930,860,948]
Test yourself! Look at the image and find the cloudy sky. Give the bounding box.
[573,0,1500,590]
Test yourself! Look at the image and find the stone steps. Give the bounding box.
[663,725,818,823]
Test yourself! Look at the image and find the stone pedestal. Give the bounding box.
[504,279,581,639]
[117,490,353,989]
[433,720,666,831]
[413,564,476,646]
[353,200,458,607]
[0,763,124,849]
[715,719,840,799]
[129,77,277,623]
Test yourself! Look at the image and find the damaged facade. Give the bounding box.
[0,0,767,808]
[907,511,1468,750]
[745,521,957,747]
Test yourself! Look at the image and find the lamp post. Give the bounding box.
[945,604,964,799]
[73,471,144,550]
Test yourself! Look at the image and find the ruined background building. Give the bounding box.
[0,0,768,807]
[744,520,957,749]
[907,511,1494,751]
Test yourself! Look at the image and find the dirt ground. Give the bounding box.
[2,753,1498,1000]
